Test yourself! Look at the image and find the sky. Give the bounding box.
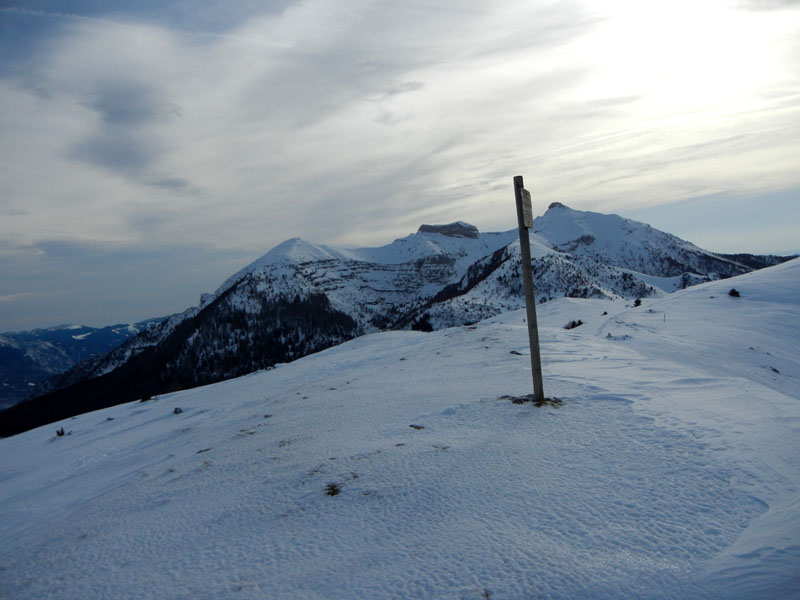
[1,0,799,331]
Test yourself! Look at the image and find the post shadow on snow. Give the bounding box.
[499,394,563,408]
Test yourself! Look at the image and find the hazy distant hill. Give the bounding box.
[0,319,166,410]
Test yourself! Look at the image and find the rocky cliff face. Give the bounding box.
[417,222,480,238]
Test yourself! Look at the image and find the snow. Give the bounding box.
[1,260,798,599]
[618,269,683,292]
[212,226,519,302]
[263,238,351,264]
[532,203,730,279]
[340,228,515,267]
[533,204,695,255]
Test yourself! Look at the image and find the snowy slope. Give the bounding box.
[1,259,798,599]
[410,240,662,329]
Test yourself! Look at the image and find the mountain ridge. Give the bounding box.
[1,205,795,435]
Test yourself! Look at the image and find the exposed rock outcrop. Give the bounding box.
[418,222,479,238]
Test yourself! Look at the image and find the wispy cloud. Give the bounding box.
[735,0,800,11]
[0,292,37,303]
[382,81,425,97]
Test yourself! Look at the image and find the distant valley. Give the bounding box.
[0,319,166,410]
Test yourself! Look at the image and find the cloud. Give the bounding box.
[0,2,293,32]
[0,292,37,303]
[1,0,799,329]
[80,81,167,126]
[145,176,197,192]
[34,23,189,182]
[72,129,153,173]
[382,81,425,97]
[735,0,800,10]
[3,1,605,257]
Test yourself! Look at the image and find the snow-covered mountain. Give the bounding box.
[381,203,790,329]
[2,205,792,436]
[2,259,798,599]
[534,202,760,277]
[23,225,519,402]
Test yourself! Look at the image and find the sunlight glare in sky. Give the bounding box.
[587,0,792,116]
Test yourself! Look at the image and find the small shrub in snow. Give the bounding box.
[500,394,563,407]
[325,482,341,496]
[173,407,183,415]
[633,298,642,307]
[411,313,433,332]
[729,288,740,297]
[55,427,65,437]
[563,319,584,330]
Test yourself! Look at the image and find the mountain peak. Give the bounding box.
[417,222,479,239]
[262,237,344,263]
[548,202,569,210]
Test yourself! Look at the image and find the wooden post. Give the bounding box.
[514,175,545,402]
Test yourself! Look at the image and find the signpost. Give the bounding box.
[513,175,545,403]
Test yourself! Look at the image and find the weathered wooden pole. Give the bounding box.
[513,175,545,402]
